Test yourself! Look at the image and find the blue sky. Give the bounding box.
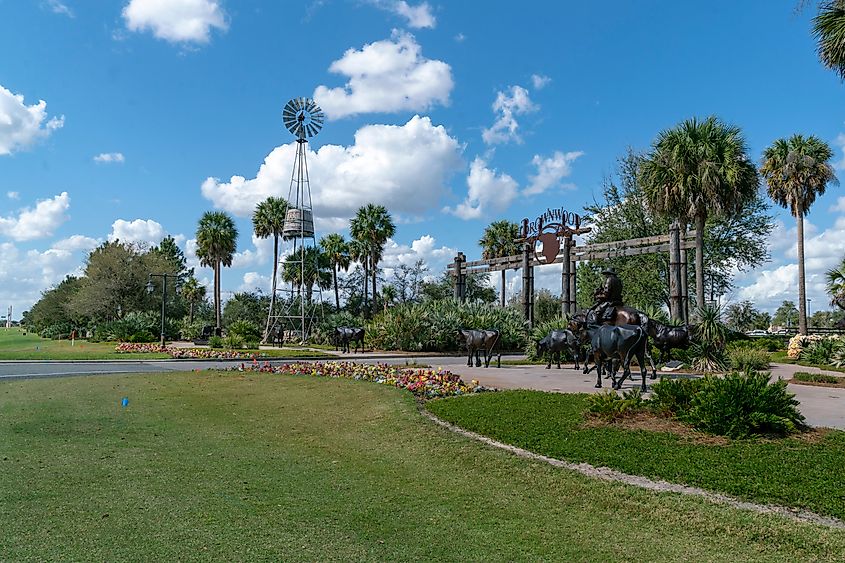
[1,0,844,318]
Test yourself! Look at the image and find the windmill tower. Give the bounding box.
[273,97,325,344]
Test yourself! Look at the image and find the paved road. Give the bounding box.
[1,356,843,430]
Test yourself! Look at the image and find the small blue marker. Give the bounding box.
[121,397,129,407]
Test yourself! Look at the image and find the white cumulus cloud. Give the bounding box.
[314,30,452,119]
[108,218,166,245]
[201,115,463,227]
[481,85,537,145]
[445,157,518,220]
[0,85,64,155]
[365,0,436,28]
[531,74,551,90]
[94,152,125,163]
[0,192,70,241]
[45,0,74,17]
[524,151,584,196]
[52,234,101,252]
[122,0,228,44]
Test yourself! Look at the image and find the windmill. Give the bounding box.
[273,97,325,344]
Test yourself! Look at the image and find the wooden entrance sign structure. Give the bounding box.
[449,208,695,327]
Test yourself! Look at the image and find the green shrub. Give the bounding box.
[223,333,245,349]
[792,371,842,384]
[244,340,260,350]
[227,319,261,342]
[800,338,842,366]
[525,316,571,361]
[40,323,74,340]
[366,299,525,352]
[127,330,156,343]
[586,389,647,421]
[833,348,845,368]
[754,337,786,352]
[208,335,224,349]
[650,377,703,417]
[728,345,770,372]
[689,304,728,374]
[685,372,805,438]
[179,319,205,341]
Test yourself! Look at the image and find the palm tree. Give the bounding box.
[828,256,845,310]
[639,116,759,311]
[320,233,351,310]
[479,220,520,307]
[282,246,331,303]
[350,204,396,316]
[761,134,838,335]
[348,239,369,310]
[381,283,397,314]
[180,276,206,324]
[813,1,845,80]
[196,211,238,331]
[252,197,289,342]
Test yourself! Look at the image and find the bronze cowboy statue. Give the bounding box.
[592,268,623,324]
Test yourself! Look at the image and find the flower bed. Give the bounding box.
[229,361,488,399]
[787,334,824,359]
[115,342,266,360]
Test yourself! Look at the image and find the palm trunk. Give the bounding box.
[500,269,506,307]
[695,213,706,311]
[362,261,368,312]
[189,302,194,325]
[797,212,808,335]
[332,264,339,310]
[263,234,279,343]
[371,253,378,317]
[214,261,221,331]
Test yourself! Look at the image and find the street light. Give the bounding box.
[147,273,179,347]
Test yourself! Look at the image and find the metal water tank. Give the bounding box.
[282,208,314,238]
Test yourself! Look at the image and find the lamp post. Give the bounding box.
[808,298,813,330]
[147,273,179,347]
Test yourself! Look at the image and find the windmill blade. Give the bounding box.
[307,123,318,137]
[283,107,297,119]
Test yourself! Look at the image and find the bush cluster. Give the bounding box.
[365,300,525,352]
[727,344,770,372]
[651,372,805,438]
[39,323,76,340]
[585,389,646,421]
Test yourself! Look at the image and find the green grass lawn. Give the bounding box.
[428,390,845,521]
[0,329,169,360]
[0,329,332,360]
[2,374,845,560]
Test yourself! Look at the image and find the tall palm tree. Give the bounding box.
[196,211,238,331]
[282,246,331,303]
[320,233,351,310]
[639,116,759,311]
[381,283,397,314]
[827,256,845,310]
[479,220,520,306]
[813,1,845,80]
[348,239,369,310]
[252,197,289,342]
[180,276,206,324]
[350,204,396,316]
[761,135,838,334]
